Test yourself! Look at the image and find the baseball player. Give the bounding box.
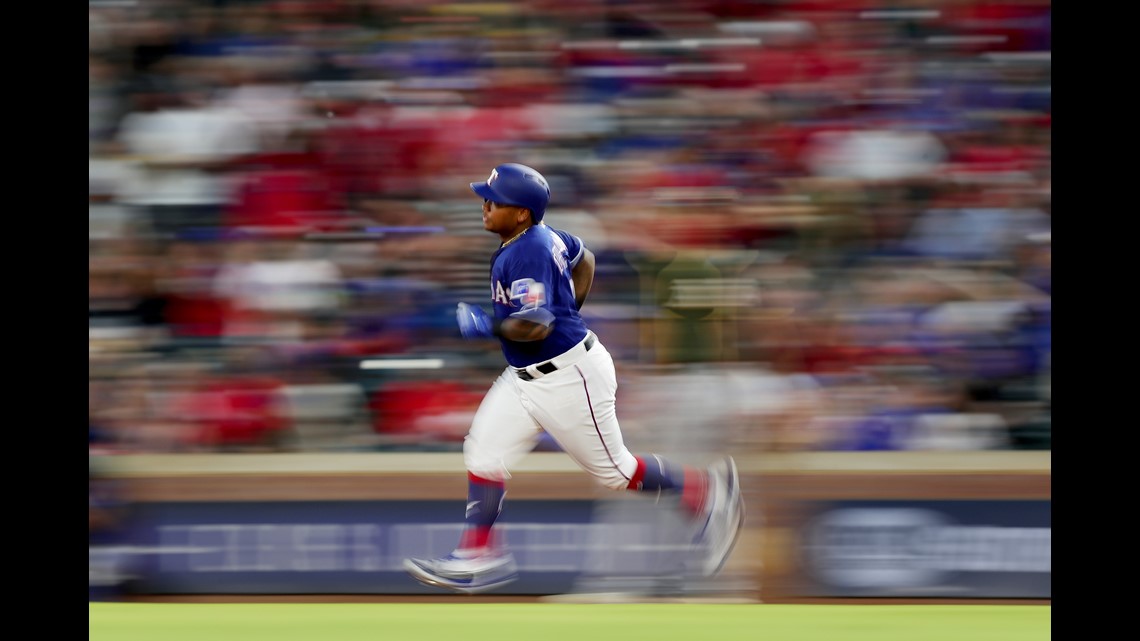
[404,163,744,594]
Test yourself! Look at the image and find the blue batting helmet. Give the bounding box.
[470,163,551,223]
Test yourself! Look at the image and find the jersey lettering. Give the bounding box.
[492,280,511,306]
[550,234,569,274]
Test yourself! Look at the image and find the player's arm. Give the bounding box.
[571,248,596,311]
[456,302,554,342]
[497,316,553,342]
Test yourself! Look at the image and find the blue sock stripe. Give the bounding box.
[466,479,505,529]
[636,454,683,492]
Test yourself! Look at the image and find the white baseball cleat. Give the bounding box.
[693,456,745,577]
[404,549,519,595]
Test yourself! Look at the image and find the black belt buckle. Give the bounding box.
[517,334,594,381]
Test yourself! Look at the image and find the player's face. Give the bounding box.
[482,199,527,234]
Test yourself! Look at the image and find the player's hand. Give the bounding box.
[456,302,496,339]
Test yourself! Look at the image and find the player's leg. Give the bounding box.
[523,341,743,575]
[522,342,704,511]
[404,368,538,593]
[457,369,543,554]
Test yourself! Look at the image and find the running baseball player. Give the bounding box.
[403,163,744,594]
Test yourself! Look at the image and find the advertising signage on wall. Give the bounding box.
[799,500,1050,598]
[95,495,1050,599]
[118,498,698,595]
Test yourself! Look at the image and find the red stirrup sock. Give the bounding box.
[679,467,709,518]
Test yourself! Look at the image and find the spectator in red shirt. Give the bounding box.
[185,348,292,451]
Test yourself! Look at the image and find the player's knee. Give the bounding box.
[463,435,509,482]
[590,458,639,491]
[595,472,632,491]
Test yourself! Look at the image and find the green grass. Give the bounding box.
[89,603,1050,641]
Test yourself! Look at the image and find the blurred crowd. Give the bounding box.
[89,0,1051,457]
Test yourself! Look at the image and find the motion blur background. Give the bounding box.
[89,0,1051,458]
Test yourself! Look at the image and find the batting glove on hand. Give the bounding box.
[456,302,496,339]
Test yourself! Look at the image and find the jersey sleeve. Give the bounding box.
[553,229,585,268]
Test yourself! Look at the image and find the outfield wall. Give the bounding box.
[96,452,1050,602]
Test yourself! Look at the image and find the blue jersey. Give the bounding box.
[489,224,589,368]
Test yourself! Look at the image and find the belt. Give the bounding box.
[515,333,595,381]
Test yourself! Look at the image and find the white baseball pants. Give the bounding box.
[464,333,639,490]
